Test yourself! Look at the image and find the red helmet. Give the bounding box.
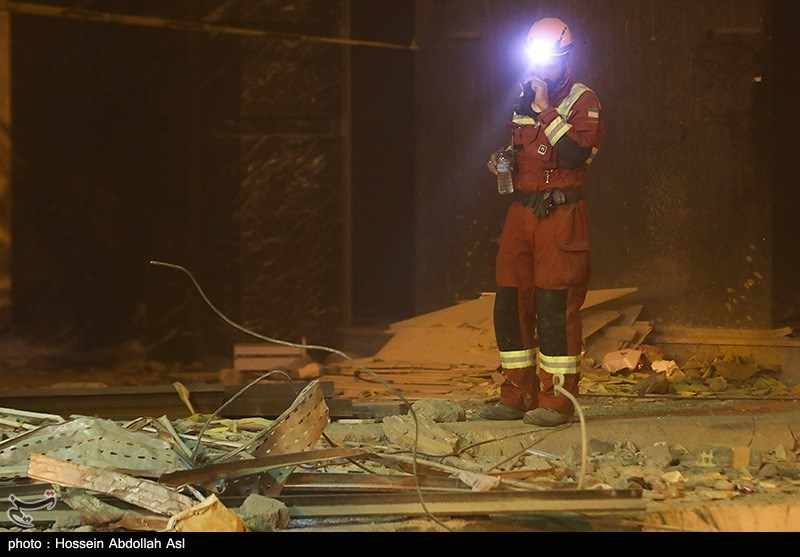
[526,17,573,64]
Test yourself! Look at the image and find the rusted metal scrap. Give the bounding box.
[280,489,647,519]
[213,380,331,497]
[0,416,185,477]
[159,448,367,487]
[27,454,197,516]
[60,489,170,531]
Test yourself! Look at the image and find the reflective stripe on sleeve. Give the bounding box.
[544,116,573,145]
[512,115,538,126]
[587,147,600,165]
[556,83,591,120]
[500,349,536,370]
[538,352,580,375]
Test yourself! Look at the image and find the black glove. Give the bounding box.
[513,81,539,118]
[532,191,555,219]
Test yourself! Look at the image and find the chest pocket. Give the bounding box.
[532,139,553,162]
[515,125,555,166]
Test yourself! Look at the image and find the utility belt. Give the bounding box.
[517,189,584,219]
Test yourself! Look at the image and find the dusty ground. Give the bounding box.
[0,334,798,533]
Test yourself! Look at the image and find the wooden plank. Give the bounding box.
[630,322,654,349]
[580,288,639,310]
[61,490,169,531]
[617,304,645,327]
[351,401,410,419]
[223,382,335,399]
[389,293,495,331]
[580,310,621,339]
[603,326,639,343]
[374,326,498,369]
[221,397,353,419]
[653,326,794,341]
[27,454,196,516]
[234,358,301,371]
[390,288,639,332]
[233,343,304,371]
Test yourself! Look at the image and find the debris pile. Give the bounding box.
[581,348,800,398]
[243,288,797,404]
[1,380,800,532]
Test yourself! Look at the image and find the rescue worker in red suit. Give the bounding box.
[482,17,605,427]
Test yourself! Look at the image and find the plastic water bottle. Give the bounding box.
[496,150,514,195]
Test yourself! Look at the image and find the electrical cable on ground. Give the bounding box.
[553,373,588,489]
[150,260,455,532]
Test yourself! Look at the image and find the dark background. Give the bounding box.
[5,0,799,370]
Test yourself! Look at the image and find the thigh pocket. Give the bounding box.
[556,241,591,287]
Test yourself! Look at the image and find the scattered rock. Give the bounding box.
[707,376,727,392]
[237,494,290,532]
[51,513,84,531]
[756,463,778,479]
[587,438,615,455]
[713,478,735,491]
[769,445,788,461]
[641,442,673,468]
[411,400,466,423]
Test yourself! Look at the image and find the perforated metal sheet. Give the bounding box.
[221,380,329,497]
[252,380,329,457]
[0,417,184,476]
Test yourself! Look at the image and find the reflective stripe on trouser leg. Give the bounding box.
[494,287,539,411]
[535,288,581,413]
[538,352,580,375]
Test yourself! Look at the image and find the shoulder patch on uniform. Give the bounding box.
[588,108,600,119]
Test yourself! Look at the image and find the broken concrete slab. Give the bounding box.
[411,400,466,423]
[236,494,290,532]
[382,414,459,456]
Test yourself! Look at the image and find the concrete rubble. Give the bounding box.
[0,291,797,532]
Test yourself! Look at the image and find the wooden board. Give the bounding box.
[374,326,498,369]
[580,310,621,340]
[233,343,304,372]
[389,288,639,332]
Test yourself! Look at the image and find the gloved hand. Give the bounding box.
[513,81,539,117]
[532,191,555,219]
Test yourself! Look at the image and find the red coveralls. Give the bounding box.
[495,74,605,414]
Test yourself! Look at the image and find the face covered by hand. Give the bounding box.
[513,56,570,117]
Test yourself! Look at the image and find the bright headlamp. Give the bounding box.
[525,40,558,66]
